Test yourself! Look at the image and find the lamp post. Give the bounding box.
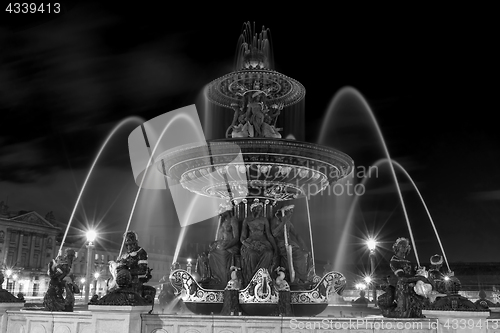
[84,229,97,304]
[93,272,100,296]
[363,276,372,301]
[367,238,377,306]
[80,278,85,300]
[12,274,18,294]
[5,269,12,293]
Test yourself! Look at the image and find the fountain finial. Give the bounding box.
[236,22,273,70]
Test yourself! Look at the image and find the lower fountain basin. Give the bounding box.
[169,269,346,317]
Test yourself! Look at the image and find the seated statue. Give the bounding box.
[240,200,278,285]
[102,231,156,305]
[43,249,76,311]
[352,290,369,307]
[116,232,151,291]
[270,205,310,283]
[378,237,429,318]
[230,103,253,138]
[209,203,240,285]
[475,290,499,309]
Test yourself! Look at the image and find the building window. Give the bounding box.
[21,252,27,267]
[35,237,40,247]
[10,232,17,244]
[23,235,28,246]
[32,284,39,296]
[47,238,53,249]
[0,231,4,243]
[7,251,14,266]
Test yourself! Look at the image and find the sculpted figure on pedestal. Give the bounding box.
[240,200,278,285]
[209,204,240,285]
[43,249,75,311]
[271,205,311,283]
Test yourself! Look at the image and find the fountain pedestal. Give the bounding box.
[422,310,490,333]
[0,303,24,332]
[89,305,152,333]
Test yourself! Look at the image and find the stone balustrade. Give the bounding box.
[1,305,497,333]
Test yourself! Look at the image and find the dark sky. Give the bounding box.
[0,3,498,270]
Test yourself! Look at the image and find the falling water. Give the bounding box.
[172,227,188,265]
[377,159,451,272]
[304,198,316,273]
[57,116,145,256]
[317,87,420,268]
[119,112,206,257]
[341,158,451,271]
[163,295,183,314]
[171,195,204,264]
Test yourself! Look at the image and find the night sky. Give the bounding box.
[0,3,498,271]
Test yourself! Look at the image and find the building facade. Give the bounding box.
[0,210,60,296]
[0,205,176,297]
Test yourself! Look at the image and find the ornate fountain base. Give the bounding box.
[169,268,346,317]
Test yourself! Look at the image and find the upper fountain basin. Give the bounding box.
[155,138,354,202]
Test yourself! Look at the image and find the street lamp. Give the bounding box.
[12,274,18,294]
[80,278,85,299]
[93,272,100,296]
[364,276,372,301]
[84,229,97,304]
[5,269,12,293]
[366,237,377,305]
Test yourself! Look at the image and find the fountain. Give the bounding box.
[148,23,489,322]
[146,23,353,317]
[2,22,493,333]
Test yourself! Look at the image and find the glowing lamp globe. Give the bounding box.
[86,230,97,243]
[367,238,377,252]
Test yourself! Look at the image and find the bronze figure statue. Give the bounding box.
[240,200,278,285]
